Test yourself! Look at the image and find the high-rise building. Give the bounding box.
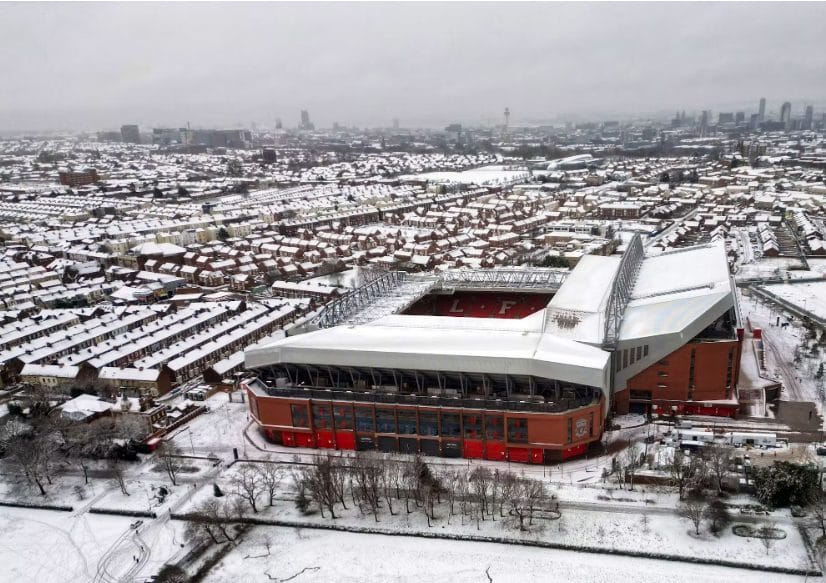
[804,106,814,130]
[120,124,140,144]
[262,148,277,164]
[780,102,792,128]
[393,118,400,130]
[735,112,745,124]
[718,112,734,124]
[758,97,766,122]
[699,110,709,136]
[299,110,314,131]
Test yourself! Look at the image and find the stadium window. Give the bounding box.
[463,413,483,439]
[354,406,375,433]
[311,403,332,429]
[589,412,594,437]
[291,404,309,428]
[636,346,642,361]
[397,410,417,435]
[485,415,504,441]
[643,345,649,357]
[567,418,573,444]
[333,404,354,430]
[630,347,636,365]
[376,408,396,433]
[441,412,461,437]
[623,349,629,368]
[419,410,438,436]
[507,418,528,443]
[615,354,622,372]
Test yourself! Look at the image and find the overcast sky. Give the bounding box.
[1,2,825,132]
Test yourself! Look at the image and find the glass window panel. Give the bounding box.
[463,413,483,439]
[333,404,353,430]
[354,406,375,433]
[419,410,439,436]
[311,403,332,429]
[376,408,396,434]
[507,418,528,443]
[397,410,417,435]
[440,412,461,437]
[485,415,504,440]
[291,404,309,428]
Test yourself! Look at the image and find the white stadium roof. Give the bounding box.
[245,312,611,390]
[245,241,736,396]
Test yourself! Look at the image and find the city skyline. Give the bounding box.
[1,2,825,132]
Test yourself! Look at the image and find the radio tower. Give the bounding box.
[504,107,510,132]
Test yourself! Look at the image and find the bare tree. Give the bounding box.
[523,474,547,527]
[302,456,339,519]
[62,420,116,484]
[108,455,130,496]
[707,499,731,536]
[705,442,733,494]
[232,464,265,513]
[185,499,242,545]
[157,441,183,486]
[329,455,349,510]
[668,449,706,500]
[351,453,381,522]
[498,470,518,519]
[758,523,776,555]
[469,467,494,523]
[5,434,50,495]
[622,444,643,490]
[679,492,708,535]
[380,458,401,516]
[506,476,530,532]
[440,468,462,523]
[258,460,285,507]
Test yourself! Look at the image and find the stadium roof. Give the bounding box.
[245,312,611,390]
[246,241,735,396]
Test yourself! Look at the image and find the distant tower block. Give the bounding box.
[504,107,510,130]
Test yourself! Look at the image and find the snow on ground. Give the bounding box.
[400,166,531,186]
[178,461,810,572]
[741,292,826,410]
[763,281,826,321]
[92,477,197,515]
[735,257,807,280]
[201,525,817,583]
[0,506,185,583]
[612,413,647,429]
[166,392,251,462]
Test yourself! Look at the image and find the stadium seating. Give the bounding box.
[405,292,551,319]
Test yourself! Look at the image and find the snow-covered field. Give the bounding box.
[0,506,185,583]
[177,460,810,573]
[201,525,817,583]
[400,166,531,186]
[762,281,826,321]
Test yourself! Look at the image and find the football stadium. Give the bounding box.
[244,235,742,463]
